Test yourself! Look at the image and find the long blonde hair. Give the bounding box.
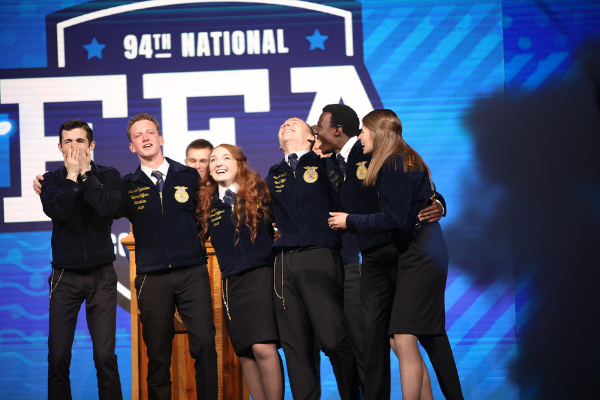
[362,109,428,186]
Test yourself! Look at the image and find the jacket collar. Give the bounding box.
[211,190,230,209]
[271,150,320,174]
[131,157,186,184]
[337,136,358,163]
[347,139,366,165]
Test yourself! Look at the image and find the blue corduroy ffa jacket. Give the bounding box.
[116,158,207,274]
[345,154,438,245]
[330,141,447,250]
[326,140,392,252]
[266,151,343,250]
[208,192,275,279]
[40,162,120,270]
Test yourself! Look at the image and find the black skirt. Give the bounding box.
[389,222,449,335]
[222,265,280,354]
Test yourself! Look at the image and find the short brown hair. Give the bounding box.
[59,119,93,144]
[186,139,213,157]
[126,113,160,142]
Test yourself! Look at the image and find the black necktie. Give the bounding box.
[151,170,164,192]
[223,189,236,205]
[337,153,347,176]
[288,153,299,171]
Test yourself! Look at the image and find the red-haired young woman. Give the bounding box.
[196,144,283,400]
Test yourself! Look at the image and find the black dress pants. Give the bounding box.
[274,247,360,400]
[47,263,122,400]
[360,242,398,400]
[135,265,217,400]
[343,262,365,390]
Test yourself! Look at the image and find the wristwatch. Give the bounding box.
[80,171,92,182]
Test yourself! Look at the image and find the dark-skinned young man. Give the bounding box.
[316,104,447,400]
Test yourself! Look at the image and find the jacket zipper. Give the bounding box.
[294,165,300,241]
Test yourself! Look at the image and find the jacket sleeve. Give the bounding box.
[190,169,201,207]
[112,180,131,221]
[80,168,122,218]
[40,172,80,222]
[346,164,412,234]
[434,191,447,217]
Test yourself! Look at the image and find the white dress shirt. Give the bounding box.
[218,182,240,201]
[335,136,359,163]
[141,158,169,184]
[285,150,310,166]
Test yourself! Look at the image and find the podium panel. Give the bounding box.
[122,233,249,400]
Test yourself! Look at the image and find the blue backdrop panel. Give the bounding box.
[1,1,599,399]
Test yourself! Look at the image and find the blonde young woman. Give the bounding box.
[329,109,463,400]
[196,144,283,400]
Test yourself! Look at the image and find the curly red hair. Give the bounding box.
[195,144,272,245]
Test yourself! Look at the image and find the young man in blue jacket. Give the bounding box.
[40,119,123,400]
[317,104,448,400]
[116,113,217,400]
[266,117,359,400]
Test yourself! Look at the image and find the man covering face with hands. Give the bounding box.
[40,119,123,400]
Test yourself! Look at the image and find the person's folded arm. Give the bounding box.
[346,164,411,234]
[81,169,122,218]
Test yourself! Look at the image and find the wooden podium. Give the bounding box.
[122,232,249,400]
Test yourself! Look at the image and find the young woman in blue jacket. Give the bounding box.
[196,144,283,400]
[329,109,463,400]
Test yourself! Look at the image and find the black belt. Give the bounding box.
[279,245,324,253]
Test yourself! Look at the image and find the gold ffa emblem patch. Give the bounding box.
[174,186,189,203]
[356,162,368,180]
[303,166,318,183]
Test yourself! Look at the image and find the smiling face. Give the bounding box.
[58,127,95,154]
[128,119,164,162]
[209,146,239,188]
[358,125,373,155]
[185,147,211,179]
[278,117,312,154]
[316,112,339,154]
[313,136,324,156]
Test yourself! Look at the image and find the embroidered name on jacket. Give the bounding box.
[210,208,226,226]
[129,186,151,209]
[329,169,340,191]
[273,173,287,192]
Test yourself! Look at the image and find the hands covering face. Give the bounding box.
[64,145,91,182]
[64,145,81,180]
[78,147,92,174]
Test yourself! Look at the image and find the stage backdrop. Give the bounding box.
[1,1,599,399]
